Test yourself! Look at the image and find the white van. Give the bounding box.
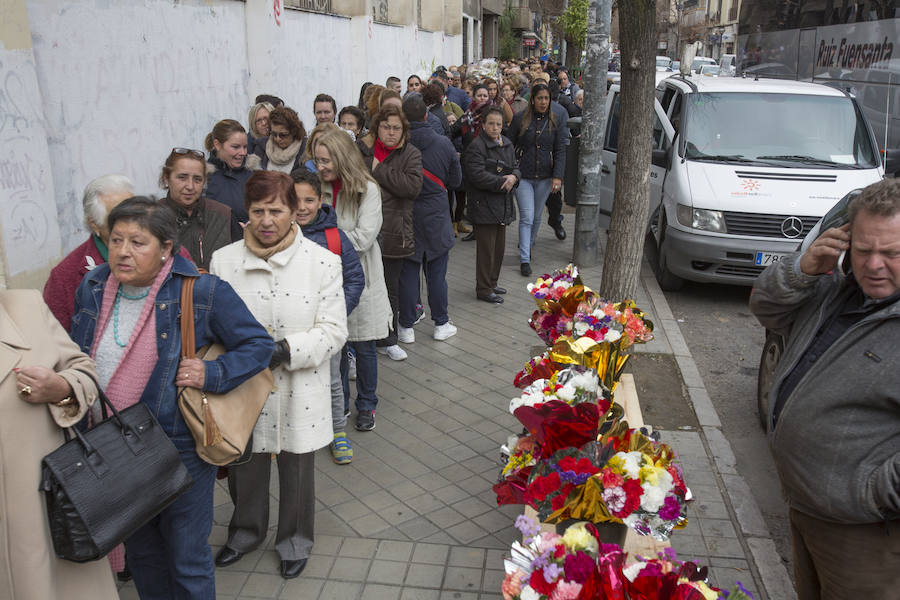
[598,76,886,290]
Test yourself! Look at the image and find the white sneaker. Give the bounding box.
[433,321,458,341]
[398,326,415,344]
[377,344,408,361]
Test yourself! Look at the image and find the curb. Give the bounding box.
[639,270,797,600]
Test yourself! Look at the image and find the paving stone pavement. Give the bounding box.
[118,214,767,599]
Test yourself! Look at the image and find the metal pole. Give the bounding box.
[573,0,612,267]
[561,0,568,67]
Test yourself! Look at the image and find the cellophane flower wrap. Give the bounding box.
[527,264,581,309]
[502,518,754,600]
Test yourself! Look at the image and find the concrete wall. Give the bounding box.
[8,0,459,286]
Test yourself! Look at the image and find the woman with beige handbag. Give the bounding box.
[209,170,348,580]
[69,196,273,599]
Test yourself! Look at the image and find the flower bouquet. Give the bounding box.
[550,300,654,391]
[527,264,582,307]
[502,517,755,600]
[510,367,611,414]
[514,351,566,388]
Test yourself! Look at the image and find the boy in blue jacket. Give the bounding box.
[292,169,365,464]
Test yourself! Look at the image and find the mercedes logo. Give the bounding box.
[781,216,803,238]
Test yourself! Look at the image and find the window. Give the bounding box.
[284,0,333,14]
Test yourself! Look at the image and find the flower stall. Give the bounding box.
[494,266,753,600]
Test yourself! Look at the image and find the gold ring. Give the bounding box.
[20,385,32,396]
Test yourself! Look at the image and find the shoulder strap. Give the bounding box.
[179,277,197,359]
[423,167,446,190]
[324,227,341,255]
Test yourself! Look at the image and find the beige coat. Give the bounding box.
[210,230,348,454]
[0,290,118,600]
[322,179,393,341]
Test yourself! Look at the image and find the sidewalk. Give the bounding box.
[118,215,792,600]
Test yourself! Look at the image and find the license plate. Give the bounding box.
[755,252,788,266]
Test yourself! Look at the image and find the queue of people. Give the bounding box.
[8,58,583,598]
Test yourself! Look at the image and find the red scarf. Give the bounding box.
[374,138,396,163]
[331,178,343,210]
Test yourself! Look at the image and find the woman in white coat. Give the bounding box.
[209,170,347,580]
[312,127,393,432]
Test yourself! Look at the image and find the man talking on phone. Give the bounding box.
[750,178,900,600]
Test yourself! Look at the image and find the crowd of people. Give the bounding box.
[6,56,584,599]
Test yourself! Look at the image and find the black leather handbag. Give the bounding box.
[40,383,193,562]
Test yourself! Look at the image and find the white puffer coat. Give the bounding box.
[322,180,393,342]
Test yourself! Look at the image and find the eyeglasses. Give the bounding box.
[255,117,269,125]
[172,147,204,159]
[270,131,292,140]
[314,157,332,167]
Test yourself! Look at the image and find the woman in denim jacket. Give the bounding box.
[69,197,273,600]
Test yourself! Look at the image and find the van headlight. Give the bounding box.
[676,204,726,232]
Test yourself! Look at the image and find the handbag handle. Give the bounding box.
[180,277,197,360]
[62,370,133,445]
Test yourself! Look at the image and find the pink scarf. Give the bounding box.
[90,256,174,412]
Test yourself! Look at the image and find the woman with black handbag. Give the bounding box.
[0,290,118,599]
[463,106,520,304]
[69,196,273,599]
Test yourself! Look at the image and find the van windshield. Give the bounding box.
[683,92,877,168]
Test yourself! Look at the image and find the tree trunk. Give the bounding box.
[599,0,656,300]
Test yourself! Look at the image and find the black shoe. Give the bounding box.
[462,231,476,242]
[356,410,375,431]
[493,287,507,295]
[520,263,532,277]
[281,558,308,579]
[477,293,504,304]
[116,565,133,582]
[214,546,245,568]
[552,223,567,240]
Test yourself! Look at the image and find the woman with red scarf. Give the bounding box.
[357,105,423,362]
[450,84,493,241]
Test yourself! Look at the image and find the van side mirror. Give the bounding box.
[651,148,670,169]
[884,148,900,177]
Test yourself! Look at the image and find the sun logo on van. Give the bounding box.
[741,179,761,192]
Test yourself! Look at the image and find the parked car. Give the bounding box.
[699,65,720,77]
[597,76,888,291]
[719,54,736,76]
[656,56,673,72]
[691,56,717,74]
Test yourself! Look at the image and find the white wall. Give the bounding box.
[27,0,249,254]
[18,0,461,270]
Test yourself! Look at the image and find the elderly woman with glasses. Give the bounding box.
[69,197,273,599]
[159,147,236,271]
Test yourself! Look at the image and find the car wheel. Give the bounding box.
[756,331,784,431]
[654,211,685,291]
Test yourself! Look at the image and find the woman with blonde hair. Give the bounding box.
[300,122,340,172]
[312,127,392,432]
[247,101,274,154]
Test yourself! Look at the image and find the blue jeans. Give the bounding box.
[126,435,217,600]
[399,252,450,328]
[345,339,378,412]
[515,177,553,263]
